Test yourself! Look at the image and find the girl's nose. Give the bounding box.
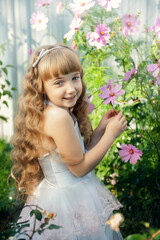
[66,83,75,93]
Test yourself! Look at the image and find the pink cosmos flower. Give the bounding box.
[147,59,160,85]
[119,144,143,164]
[64,18,83,41]
[123,67,138,81]
[70,0,95,15]
[99,83,125,105]
[122,14,140,36]
[97,0,121,12]
[30,11,48,31]
[56,2,63,14]
[35,0,52,8]
[86,23,110,49]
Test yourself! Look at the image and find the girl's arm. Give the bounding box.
[86,109,119,151]
[44,108,127,177]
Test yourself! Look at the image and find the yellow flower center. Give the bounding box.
[101,31,104,35]
[158,63,160,68]
[110,92,114,96]
[127,22,131,26]
[129,150,133,154]
[81,2,85,6]
[38,19,42,23]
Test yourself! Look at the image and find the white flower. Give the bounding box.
[97,0,121,12]
[70,0,95,15]
[30,11,48,31]
[64,18,83,41]
[64,30,76,41]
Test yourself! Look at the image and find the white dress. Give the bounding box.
[13,102,123,240]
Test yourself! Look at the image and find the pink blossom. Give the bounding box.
[35,0,52,8]
[56,2,63,14]
[119,144,143,164]
[147,59,160,85]
[29,48,33,56]
[99,83,125,105]
[97,0,121,12]
[64,18,83,41]
[86,23,110,49]
[70,0,95,15]
[152,16,160,39]
[122,14,140,36]
[143,26,150,33]
[30,11,48,31]
[123,67,138,81]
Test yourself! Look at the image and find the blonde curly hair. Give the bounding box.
[10,43,92,196]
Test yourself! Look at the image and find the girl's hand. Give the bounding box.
[98,109,119,133]
[105,112,127,139]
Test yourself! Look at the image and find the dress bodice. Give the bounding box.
[38,101,91,188]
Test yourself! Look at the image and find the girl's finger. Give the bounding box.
[117,111,123,119]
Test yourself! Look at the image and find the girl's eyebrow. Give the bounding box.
[73,72,80,75]
[53,72,80,80]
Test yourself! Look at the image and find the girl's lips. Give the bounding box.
[64,95,76,100]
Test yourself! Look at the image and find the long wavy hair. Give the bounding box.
[11,43,92,197]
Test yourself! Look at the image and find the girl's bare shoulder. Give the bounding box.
[43,106,74,136]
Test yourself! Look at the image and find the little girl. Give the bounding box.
[11,43,127,240]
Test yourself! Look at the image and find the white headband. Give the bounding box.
[32,46,65,68]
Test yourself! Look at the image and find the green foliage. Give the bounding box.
[0,138,14,200]
[0,42,16,122]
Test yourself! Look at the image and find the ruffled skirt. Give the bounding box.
[13,172,123,240]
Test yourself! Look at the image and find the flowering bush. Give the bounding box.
[27,0,160,236]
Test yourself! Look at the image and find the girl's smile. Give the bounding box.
[43,72,82,110]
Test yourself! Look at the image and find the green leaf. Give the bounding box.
[35,209,42,221]
[0,115,7,122]
[3,90,12,98]
[5,79,11,85]
[48,224,62,230]
[11,87,16,91]
[3,100,9,107]
[2,67,8,76]
[6,64,14,68]
[0,60,3,65]
[125,233,147,240]
[1,84,5,90]
[38,229,46,235]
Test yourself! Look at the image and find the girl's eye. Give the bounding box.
[55,80,63,85]
[72,76,79,81]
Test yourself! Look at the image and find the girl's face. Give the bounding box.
[43,71,82,110]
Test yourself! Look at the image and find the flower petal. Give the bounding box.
[147,64,158,72]
[121,154,131,162]
[153,68,160,78]
[100,85,108,93]
[99,93,108,99]
[103,98,112,104]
